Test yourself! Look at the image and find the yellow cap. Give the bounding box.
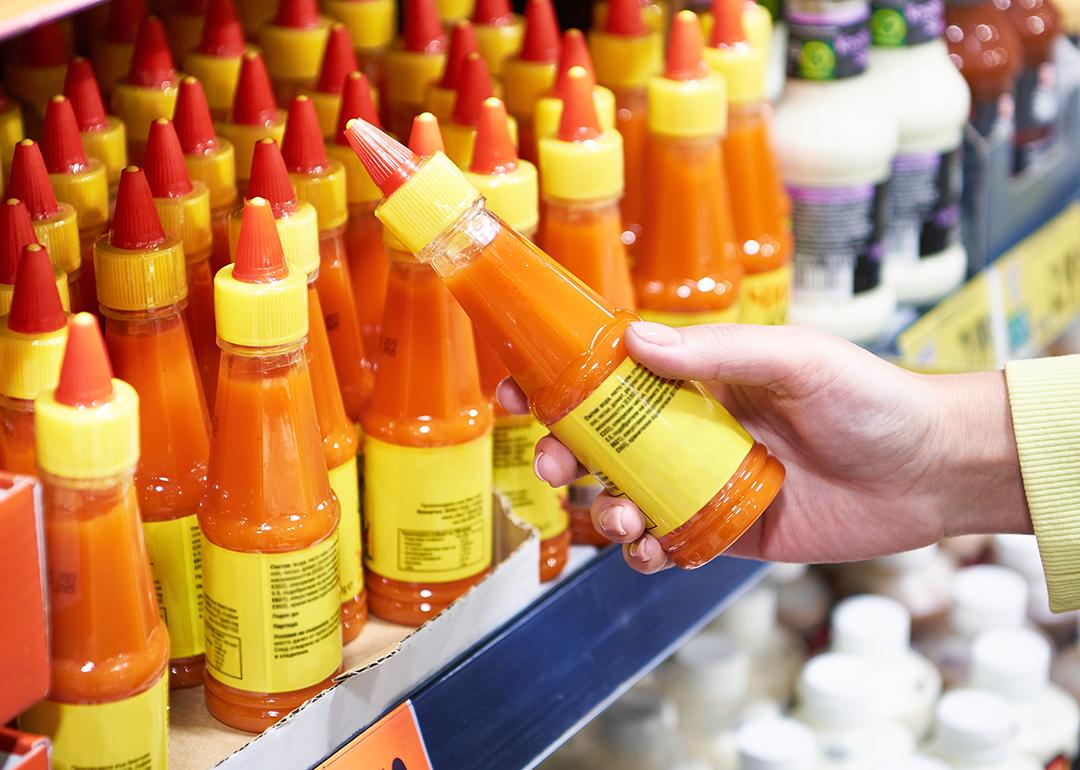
[376,152,482,255]
[437,0,476,23]
[214,260,309,347]
[91,40,137,97]
[0,268,71,317]
[0,104,25,179]
[290,163,348,231]
[701,3,773,52]
[258,17,332,83]
[588,31,664,89]
[184,141,239,211]
[475,17,525,77]
[0,322,68,401]
[704,41,767,104]
[443,114,519,170]
[49,161,110,233]
[183,50,245,119]
[228,201,321,278]
[323,0,396,51]
[594,1,668,34]
[464,160,538,235]
[326,142,381,204]
[385,48,449,107]
[648,70,727,137]
[6,63,68,119]
[533,85,616,140]
[501,59,556,121]
[154,182,213,261]
[216,117,285,181]
[538,130,624,201]
[111,82,180,145]
[32,205,81,275]
[81,119,128,188]
[94,232,188,311]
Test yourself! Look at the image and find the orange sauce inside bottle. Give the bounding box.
[612,86,649,250]
[0,399,35,474]
[184,244,220,413]
[344,200,391,356]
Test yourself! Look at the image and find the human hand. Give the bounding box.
[497,322,1031,574]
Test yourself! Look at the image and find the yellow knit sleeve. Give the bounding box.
[1005,354,1080,612]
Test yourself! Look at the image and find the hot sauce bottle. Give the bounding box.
[502,0,561,164]
[183,0,248,123]
[110,17,180,165]
[589,0,664,252]
[305,24,363,138]
[466,99,570,581]
[229,140,367,645]
[595,0,670,33]
[259,0,333,106]
[216,52,286,194]
[166,0,207,63]
[438,0,478,28]
[201,198,342,732]
[428,21,482,124]
[92,0,148,101]
[444,53,517,168]
[0,245,69,476]
[6,22,71,123]
[64,58,129,197]
[0,200,70,317]
[362,112,494,625]
[534,30,619,143]
[384,0,449,138]
[145,119,220,410]
[0,86,24,183]
[344,117,786,569]
[636,12,744,326]
[175,77,239,275]
[21,312,170,770]
[472,0,525,77]
[322,0,397,90]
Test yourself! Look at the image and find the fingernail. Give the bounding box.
[629,540,649,562]
[629,321,679,346]
[533,450,548,481]
[600,506,627,537]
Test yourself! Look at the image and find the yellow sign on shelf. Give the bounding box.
[898,272,999,372]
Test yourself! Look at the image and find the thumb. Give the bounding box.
[624,321,830,389]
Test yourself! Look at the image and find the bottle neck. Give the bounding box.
[786,2,872,80]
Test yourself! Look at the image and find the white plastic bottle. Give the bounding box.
[867,0,970,305]
[774,0,898,343]
[736,717,819,770]
[993,533,1079,646]
[711,583,806,705]
[830,595,943,739]
[971,628,1080,769]
[926,689,1042,770]
[793,652,916,769]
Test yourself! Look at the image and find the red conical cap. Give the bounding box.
[344,118,422,197]
[175,77,219,154]
[335,71,380,147]
[54,313,115,408]
[247,138,299,217]
[409,112,445,156]
[105,0,148,43]
[64,58,110,131]
[473,0,514,25]
[232,197,289,282]
[42,97,91,176]
[666,11,709,80]
[0,200,39,285]
[439,22,479,89]
[404,0,446,54]
[470,98,517,174]
[557,66,601,142]
[316,24,358,94]
[128,17,177,87]
[710,0,746,46]
[604,0,648,36]
[274,0,321,28]
[282,96,329,174]
[18,21,69,68]
[521,0,561,63]
[199,0,245,56]
[553,30,597,95]
[6,141,62,220]
[111,167,167,249]
[146,119,194,197]
[231,52,278,126]
[8,245,66,334]
[452,53,493,126]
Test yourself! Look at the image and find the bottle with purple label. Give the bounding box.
[869,0,970,306]
[775,0,899,344]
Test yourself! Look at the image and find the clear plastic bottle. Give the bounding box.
[830,594,942,739]
[736,716,818,770]
[993,534,1078,646]
[927,689,1042,770]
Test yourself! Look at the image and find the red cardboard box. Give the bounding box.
[0,727,49,770]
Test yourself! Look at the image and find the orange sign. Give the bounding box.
[318,702,433,770]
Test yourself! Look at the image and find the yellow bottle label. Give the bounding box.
[493,414,568,541]
[551,357,754,538]
[202,533,342,694]
[739,265,791,325]
[639,305,741,328]
[20,673,168,770]
[364,433,493,583]
[329,457,364,602]
[143,513,205,660]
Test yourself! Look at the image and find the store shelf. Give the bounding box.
[0,0,107,42]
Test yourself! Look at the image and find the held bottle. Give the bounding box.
[636,12,743,327]
[428,21,482,124]
[502,0,561,164]
[0,245,69,475]
[465,98,569,581]
[589,0,664,252]
[472,0,525,77]
[228,141,367,645]
[345,114,786,569]
[216,52,286,192]
[91,0,148,101]
[534,29,618,142]
[384,0,449,138]
[146,118,220,410]
[0,87,25,183]
[110,17,180,165]
[322,0,397,89]
[706,0,794,325]
[95,167,210,690]
[0,200,70,317]
[305,24,363,138]
[258,0,332,106]
[20,312,170,770]
[362,113,494,625]
[201,198,342,732]
[183,0,248,122]
[444,53,517,168]
[5,22,70,123]
[63,58,129,196]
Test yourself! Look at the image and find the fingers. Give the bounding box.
[624,536,675,574]
[591,495,646,543]
[534,434,588,486]
[496,377,530,414]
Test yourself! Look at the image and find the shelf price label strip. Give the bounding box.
[318,702,433,770]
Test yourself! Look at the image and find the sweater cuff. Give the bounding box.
[1006,355,1080,613]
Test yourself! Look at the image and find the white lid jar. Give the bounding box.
[736,717,818,770]
[928,689,1042,770]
